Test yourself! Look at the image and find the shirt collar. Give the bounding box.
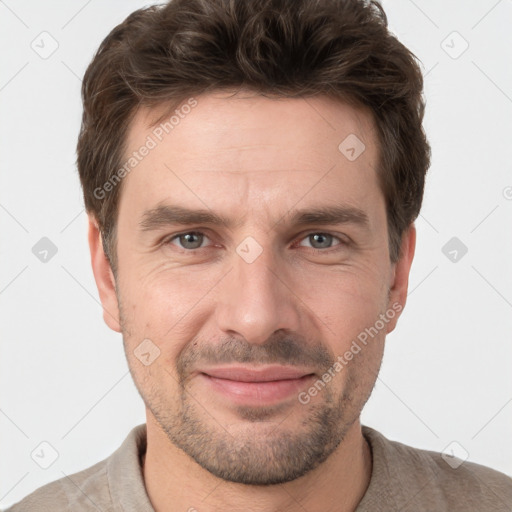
[107,423,155,511]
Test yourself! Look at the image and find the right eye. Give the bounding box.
[164,231,212,250]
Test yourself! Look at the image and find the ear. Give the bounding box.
[385,223,416,334]
[88,215,122,333]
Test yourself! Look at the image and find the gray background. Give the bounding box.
[1,0,511,507]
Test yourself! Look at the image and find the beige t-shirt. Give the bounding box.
[4,424,512,511]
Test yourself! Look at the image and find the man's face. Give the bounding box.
[93,91,412,485]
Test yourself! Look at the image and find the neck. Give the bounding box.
[142,416,372,512]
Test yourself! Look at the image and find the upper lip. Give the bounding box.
[200,365,315,382]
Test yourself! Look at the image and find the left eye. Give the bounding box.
[298,233,343,250]
[168,232,210,250]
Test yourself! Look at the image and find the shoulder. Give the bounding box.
[4,424,148,512]
[360,426,512,512]
[3,458,113,512]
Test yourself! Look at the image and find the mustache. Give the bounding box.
[177,334,334,380]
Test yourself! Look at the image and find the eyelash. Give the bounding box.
[163,230,349,252]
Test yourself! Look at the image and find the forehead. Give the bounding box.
[120,91,382,224]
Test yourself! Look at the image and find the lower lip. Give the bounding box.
[200,373,315,405]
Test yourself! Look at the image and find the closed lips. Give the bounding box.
[200,366,315,382]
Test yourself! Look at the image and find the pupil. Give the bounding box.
[182,233,201,249]
[312,233,330,248]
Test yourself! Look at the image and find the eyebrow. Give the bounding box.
[288,205,370,229]
[139,205,242,231]
[139,204,370,232]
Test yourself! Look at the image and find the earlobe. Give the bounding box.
[87,215,122,333]
[386,223,416,334]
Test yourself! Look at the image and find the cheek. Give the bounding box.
[289,261,389,334]
[117,267,217,361]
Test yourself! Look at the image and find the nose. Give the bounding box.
[214,241,302,345]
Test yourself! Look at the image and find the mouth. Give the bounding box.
[198,365,316,405]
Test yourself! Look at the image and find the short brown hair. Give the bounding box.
[77,0,430,272]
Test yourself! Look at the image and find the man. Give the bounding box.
[7,0,512,510]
